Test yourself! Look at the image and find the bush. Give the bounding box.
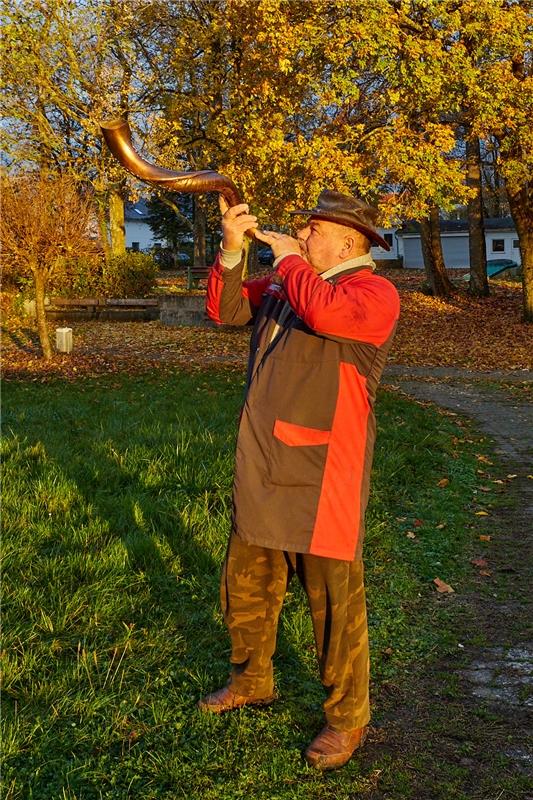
[50,252,158,298]
[101,252,158,297]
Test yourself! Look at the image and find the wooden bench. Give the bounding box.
[186,266,210,290]
[47,297,159,321]
[50,297,159,309]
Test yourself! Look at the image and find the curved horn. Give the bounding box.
[100,118,243,208]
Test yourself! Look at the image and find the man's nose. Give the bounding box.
[298,225,310,241]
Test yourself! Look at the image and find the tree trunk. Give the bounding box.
[193,197,207,265]
[419,206,454,297]
[246,237,259,276]
[467,137,489,297]
[508,186,533,323]
[109,189,126,256]
[96,197,111,260]
[33,267,53,360]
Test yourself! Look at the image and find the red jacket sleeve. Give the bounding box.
[275,255,400,346]
[206,252,273,325]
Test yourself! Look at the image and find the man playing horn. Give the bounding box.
[201,190,400,770]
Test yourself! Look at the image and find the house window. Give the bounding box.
[131,241,140,252]
[384,233,394,248]
[513,239,520,249]
[491,239,505,253]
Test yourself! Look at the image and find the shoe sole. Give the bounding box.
[304,729,368,770]
[197,695,277,714]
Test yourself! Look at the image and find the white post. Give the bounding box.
[55,327,73,354]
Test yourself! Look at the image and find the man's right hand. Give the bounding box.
[219,197,258,251]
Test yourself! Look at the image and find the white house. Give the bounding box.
[370,228,403,262]
[125,200,163,251]
[397,217,521,269]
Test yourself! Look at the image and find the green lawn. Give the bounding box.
[1,370,489,799]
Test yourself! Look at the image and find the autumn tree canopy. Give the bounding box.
[0,173,98,360]
[2,0,531,316]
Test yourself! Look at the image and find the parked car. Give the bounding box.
[257,246,273,266]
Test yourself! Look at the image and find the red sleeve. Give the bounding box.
[275,255,400,346]
[206,252,273,325]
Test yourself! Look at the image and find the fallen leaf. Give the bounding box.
[406,531,416,539]
[479,569,492,577]
[528,475,533,480]
[492,479,504,484]
[383,646,393,656]
[437,478,450,488]
[436,522,447,530]
[434,577,455,593]
[414,519,424,527]
[477,455,493,465]
[471,558,488,568]
[479,486,491,493]
[506,474,517,479]
[475,511,489,516]
[479,535,491,542]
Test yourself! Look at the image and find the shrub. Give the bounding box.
[50,252,157,298]
[101,252,158,297]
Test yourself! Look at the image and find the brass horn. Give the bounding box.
[100,118,243,208]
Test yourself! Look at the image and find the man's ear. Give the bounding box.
[341,235,355,257]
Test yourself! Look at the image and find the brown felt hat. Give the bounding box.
[289,189,391,251]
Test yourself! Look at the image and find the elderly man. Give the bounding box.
[201,190,400,770]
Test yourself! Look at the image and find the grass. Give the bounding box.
[1,370,496,799]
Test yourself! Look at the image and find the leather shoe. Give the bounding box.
[304,724,368,770]
[197,685,276,714]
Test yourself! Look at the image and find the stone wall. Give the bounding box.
[159,294,214,327]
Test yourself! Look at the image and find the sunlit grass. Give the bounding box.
[1,370,492,799]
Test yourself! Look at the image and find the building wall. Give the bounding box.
[402,230,522,269]
[370,228,401,261]
[486,231,522,264]
[125,220,163,251]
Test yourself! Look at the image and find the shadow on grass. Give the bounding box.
[1,324,42,353]
[2,373,320,715]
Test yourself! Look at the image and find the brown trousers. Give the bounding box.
[220,533,370,730]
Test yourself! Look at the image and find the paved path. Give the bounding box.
[383,365,533,778]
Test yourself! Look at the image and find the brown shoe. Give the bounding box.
[197,685,276,714]
[304,724,368,770]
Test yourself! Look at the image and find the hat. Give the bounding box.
[289,190,391,251]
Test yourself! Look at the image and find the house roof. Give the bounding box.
[398,217,516,236]
[124,199,152,221]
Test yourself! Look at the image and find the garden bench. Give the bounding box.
[47,297,159,321]
[186,266,210,290]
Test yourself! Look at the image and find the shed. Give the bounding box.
[398,217,521,269]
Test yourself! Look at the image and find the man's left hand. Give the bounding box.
[255,229,301,260]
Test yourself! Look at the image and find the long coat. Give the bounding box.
[206,253,400,561]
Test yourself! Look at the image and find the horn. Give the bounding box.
[100,118,243,208]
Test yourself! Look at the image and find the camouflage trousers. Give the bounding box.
[220,533,370,731]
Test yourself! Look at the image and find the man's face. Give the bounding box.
[296,218,351,273]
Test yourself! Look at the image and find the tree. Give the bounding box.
[389,0,532,312]
[0,173,98,360]
[146,193,193,265]
[468,0,533,321]
[466,136,489,297]
[1,0,150,258]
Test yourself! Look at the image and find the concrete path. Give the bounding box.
[383,365,532,776]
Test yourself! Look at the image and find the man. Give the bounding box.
[201,190,400,770]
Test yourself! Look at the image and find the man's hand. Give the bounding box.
[255,229,302,260]
[219,196,258,251]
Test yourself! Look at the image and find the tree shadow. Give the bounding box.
[1,325,41,354]
[3,386,319,715]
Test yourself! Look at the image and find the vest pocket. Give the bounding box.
[273,419,330,447]
[267,419,330,487]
